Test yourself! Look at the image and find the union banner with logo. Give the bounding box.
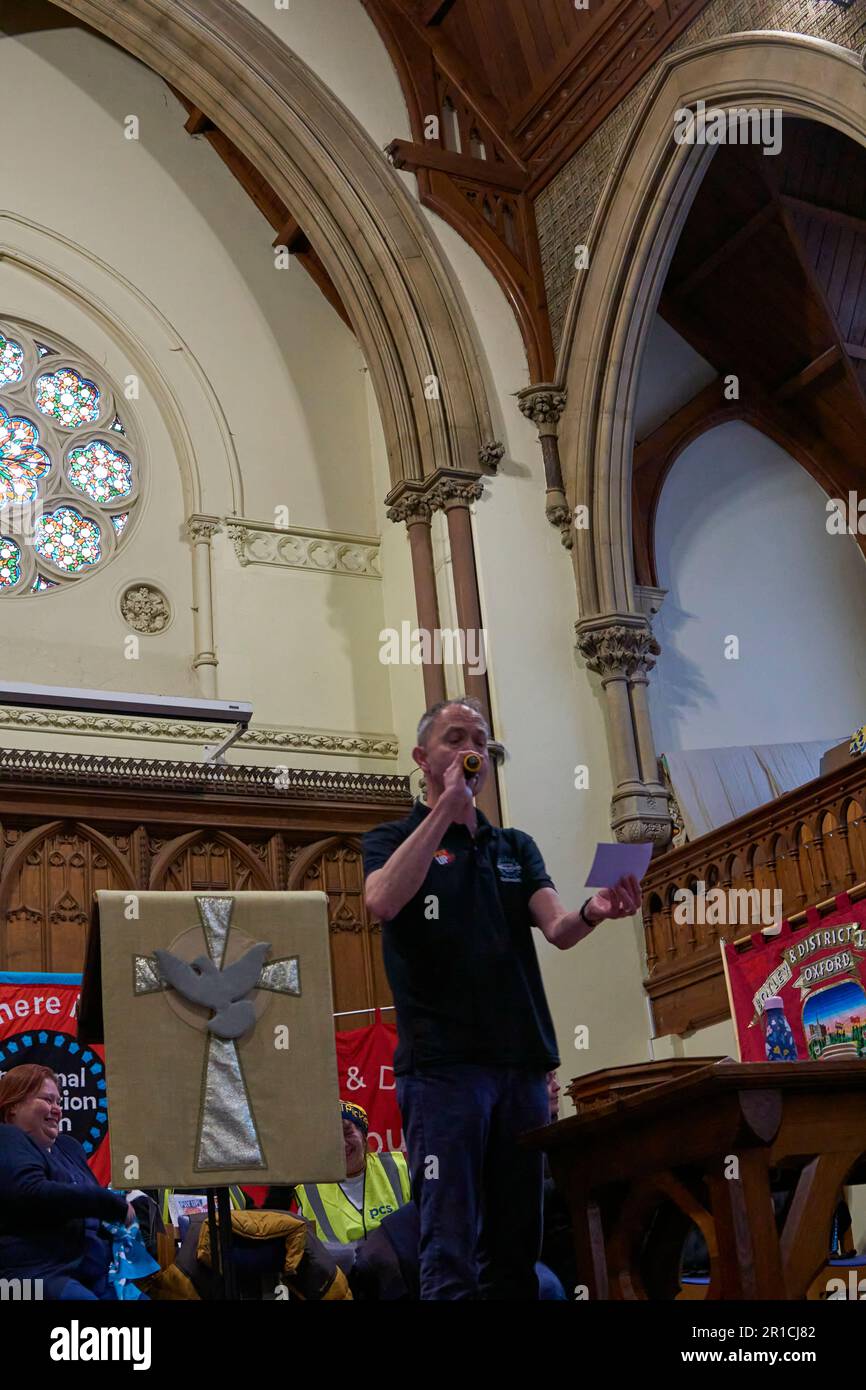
[722,891,866,1063]
[335,1009,403,1153]
[243,1010,402,1206]
[0,971,110,1183]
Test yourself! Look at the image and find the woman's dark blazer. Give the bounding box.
[0,1124,127,1280]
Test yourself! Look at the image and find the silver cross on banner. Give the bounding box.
[133,895,300,1171]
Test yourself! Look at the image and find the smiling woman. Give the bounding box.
[0,1062,133,1298]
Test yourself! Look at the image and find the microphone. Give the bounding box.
[463,753,482,778]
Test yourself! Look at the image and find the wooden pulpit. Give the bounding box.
[524,1058,866,1300]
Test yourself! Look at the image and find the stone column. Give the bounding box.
[516,384,572,547]
[427,472,487,714]
[575,614,672,847]
[186,514,222,699]
[386,485,446,709]
[631,585,670,799]
[427,469,501,825]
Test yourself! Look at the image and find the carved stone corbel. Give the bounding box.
[516,384,572,548]
[575,613,672,847]
[478,441,505,472]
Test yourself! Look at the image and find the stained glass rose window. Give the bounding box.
[0,321,140,593]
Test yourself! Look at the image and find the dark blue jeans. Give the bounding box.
[397,1063,549,1300]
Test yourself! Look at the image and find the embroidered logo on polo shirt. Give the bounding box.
[433,849,454,865]
[497,858,522,882]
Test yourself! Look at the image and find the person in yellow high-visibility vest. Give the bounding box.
[294,1103,410,1268]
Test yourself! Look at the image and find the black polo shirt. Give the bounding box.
[362,800,561,1075]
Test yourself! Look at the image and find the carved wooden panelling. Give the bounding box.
[289,838,392,1031]
[0,822,132,973]
[149,831,273,893]
[0,753,410,1022]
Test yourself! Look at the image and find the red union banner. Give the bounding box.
[335,1010,403,1154]
[0,971,110,1184]
[722,891,866,1063]
[241,1011,402,1207]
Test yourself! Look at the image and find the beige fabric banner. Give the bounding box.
[95,890,344,1189]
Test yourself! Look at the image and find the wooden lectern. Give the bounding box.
[524,1058,866,1300]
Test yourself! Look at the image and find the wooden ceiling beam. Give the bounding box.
[775,201,866,420]
[415,0,457,23]
[774,346,843,403]
[780,193,866,239]
[634,378,727,467]
[386,138,527,190]
[169,87,353,333]
[183,106,214,136]
[668,202,777,299]
[376,0,519,162]
[656,297,861,500]
[272,215,309,255]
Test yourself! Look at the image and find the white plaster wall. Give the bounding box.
[237,0,416,194]
[0,11,395,767]
[634,315,716,440]
[650,420,866,753]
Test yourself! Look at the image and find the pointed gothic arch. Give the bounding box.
[44,0,497,489]
[554,32,866,845]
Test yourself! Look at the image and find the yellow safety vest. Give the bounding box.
[296,1151,410,1245]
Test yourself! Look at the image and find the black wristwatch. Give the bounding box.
[579,898,596,928]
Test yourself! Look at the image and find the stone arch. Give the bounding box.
[555,32,866,844]
[45,0,497,488]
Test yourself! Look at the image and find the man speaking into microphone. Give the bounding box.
[362,696,642,1300]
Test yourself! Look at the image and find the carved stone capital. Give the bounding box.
[478,440,505,471]
[575,616,660,679]
[187,514,223,544]
[426,470,485,512]
[386,492,433,526]
[610,788,672,850]
[516,383,567,437]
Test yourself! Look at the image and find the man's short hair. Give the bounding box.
[416,696,489,748]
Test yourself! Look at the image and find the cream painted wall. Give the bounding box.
[0,10,397,768]
[236,0,416,193]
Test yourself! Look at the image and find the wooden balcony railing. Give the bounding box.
[642,754,866,1037]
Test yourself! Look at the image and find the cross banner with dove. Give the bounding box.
[133,896,300,1171]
